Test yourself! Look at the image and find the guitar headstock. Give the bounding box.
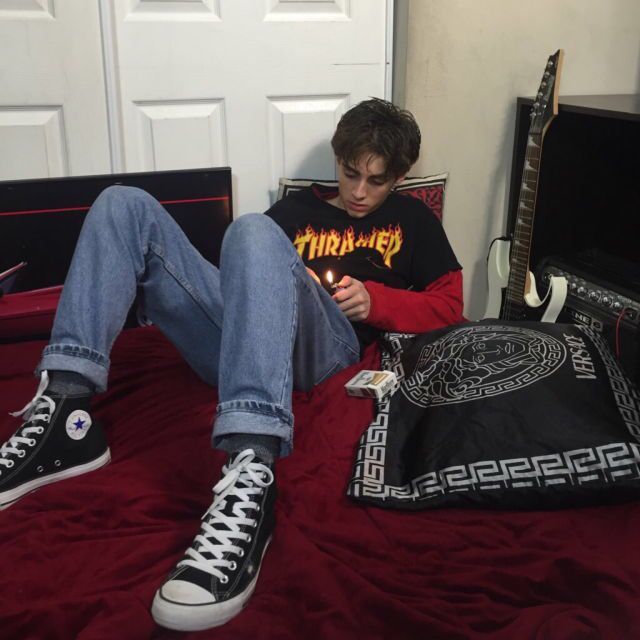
[530,49,564,135]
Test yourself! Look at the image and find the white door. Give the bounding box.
[109,0,392,214]
[0,1,111,179]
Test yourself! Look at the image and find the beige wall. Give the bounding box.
[405,0,640,319]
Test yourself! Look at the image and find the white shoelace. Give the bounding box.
[1,371,54,471]
[179,449,274,583]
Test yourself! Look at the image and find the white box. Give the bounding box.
[345,370,398,400]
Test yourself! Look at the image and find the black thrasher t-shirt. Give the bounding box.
[266,184,461,349]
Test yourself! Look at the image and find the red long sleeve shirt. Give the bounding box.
[364,269,464,334]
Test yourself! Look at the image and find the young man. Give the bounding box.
[0,98,462,631]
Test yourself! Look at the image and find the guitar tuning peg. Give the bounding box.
[544,71,550,78]
[537,91,543,98]
[547,60,554,68]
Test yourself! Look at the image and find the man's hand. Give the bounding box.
[306,267,321,285]
[332,275,370,322]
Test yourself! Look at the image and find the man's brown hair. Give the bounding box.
[331,98,421,179]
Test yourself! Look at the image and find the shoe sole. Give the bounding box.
[151,536,272,631]
[0,448,111,510]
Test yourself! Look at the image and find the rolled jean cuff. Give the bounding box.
[213,400,295,457]
[38,344,110,393]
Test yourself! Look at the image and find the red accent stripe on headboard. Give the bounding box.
[0,195,230,218]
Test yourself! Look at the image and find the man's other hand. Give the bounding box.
[332,275,370,321]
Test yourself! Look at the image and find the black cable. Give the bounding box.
[486,236,510,263]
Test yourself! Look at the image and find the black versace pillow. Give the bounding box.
[348,320,640,510]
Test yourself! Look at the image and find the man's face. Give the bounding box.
[334,154,402,218]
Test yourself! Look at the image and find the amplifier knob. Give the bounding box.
[601,296,611,306]
[588,291,600,302]
[612,301,622,311]
[577,286,586,296]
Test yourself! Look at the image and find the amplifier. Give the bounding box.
[541,259,640,383]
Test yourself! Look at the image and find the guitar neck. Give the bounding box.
[504,132,542,310]
[501,49,563,322]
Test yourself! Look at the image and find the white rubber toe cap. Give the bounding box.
[159,579,216,605]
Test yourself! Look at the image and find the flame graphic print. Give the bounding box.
[293,225,403,268]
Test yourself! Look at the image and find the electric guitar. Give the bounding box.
[484,50,567,322]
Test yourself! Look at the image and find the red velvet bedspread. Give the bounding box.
[2,327,640,640]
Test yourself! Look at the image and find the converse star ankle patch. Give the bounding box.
[65,411,92,440]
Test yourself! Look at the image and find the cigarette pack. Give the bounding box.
[345,370,398,400]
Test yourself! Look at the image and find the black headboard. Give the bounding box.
[0,167,232,294]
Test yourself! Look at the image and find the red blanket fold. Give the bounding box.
[1,327,640,639]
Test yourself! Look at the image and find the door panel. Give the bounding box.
[133,100,227,171]
[266,94,348,199]
[0,1,111,179]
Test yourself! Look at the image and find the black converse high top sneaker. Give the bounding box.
[0,371,110,509]
[152,449,277,631]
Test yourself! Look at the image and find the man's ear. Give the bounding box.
[393,174,406,187]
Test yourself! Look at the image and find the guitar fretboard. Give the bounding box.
[504,132,542,314]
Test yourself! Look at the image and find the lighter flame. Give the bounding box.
[326,270,334,285]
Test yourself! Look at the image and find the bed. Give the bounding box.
[3,171,640,639]
[2,324,640,640]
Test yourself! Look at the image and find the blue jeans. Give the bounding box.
[38,186,360,456]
